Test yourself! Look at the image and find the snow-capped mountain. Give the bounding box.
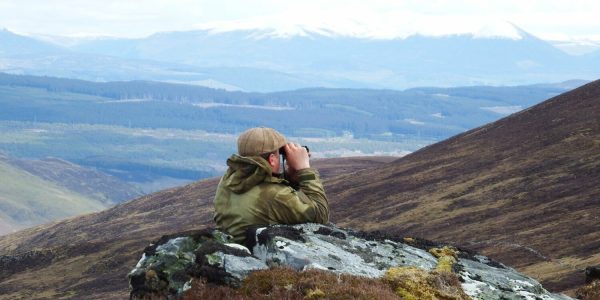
[1,24,599,91]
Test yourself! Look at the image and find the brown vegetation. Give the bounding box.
[1,80,599,298]
[183,268,400,299]
[575,280,600,300]
[182,266,470,300]
[325,80,600,294]
[0,159,387,299]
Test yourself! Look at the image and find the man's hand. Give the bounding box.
[283,143,310,171]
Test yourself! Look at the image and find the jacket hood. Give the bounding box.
[221,154,281,194]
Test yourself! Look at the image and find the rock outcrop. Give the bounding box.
[129,224,571,299]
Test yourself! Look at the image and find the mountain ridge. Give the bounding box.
[2,28,598,91]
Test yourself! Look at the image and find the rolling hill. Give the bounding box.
[0,72,578,192]
[325,79,600,293]
[0,159,106,236]
[0,153,142,235]
[0,80,598,298]
[5,156,142,205]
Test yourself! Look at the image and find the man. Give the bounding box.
[213,127,329,244]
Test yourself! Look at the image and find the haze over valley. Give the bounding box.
[0,73,583,195]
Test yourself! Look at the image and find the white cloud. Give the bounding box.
[0,0,599,41]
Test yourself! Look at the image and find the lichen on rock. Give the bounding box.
[128,229,268,299]
[128,224,572,300]
[382,266,470,300]
[429,246,459,273]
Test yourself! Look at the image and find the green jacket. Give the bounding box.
[213,154,329,243]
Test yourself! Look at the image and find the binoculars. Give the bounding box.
[279,145,310,159]
[280,145,310,185]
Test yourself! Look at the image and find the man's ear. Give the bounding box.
[268,153,277,167]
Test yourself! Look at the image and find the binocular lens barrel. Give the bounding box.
[280,145,309,158]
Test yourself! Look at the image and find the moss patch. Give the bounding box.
[382,266,470,300]
[429,246,459,273]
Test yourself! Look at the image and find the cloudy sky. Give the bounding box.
[1,0,599,42]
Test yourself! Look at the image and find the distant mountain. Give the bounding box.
[0,29,63,55]
[63,28,600,89]
[325,80,600,294]
[0,29,364,91]
[1,27,599,91]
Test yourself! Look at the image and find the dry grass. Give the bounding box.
[183,267,400,300]
[183,266,473,300]
[325,80,600,293]
[575,280,600,300]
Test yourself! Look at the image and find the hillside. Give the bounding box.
[5,156,142,205]
[0,159,107,236]
[325,79,600,293]
[0,81,597,298]
[0,157,390,299]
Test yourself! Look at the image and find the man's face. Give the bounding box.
[269,150,281,174]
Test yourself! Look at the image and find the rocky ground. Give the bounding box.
[129,223,571,300]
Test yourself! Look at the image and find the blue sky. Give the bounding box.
[0,0,599,42]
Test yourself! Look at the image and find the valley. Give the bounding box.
[0,80,598,298]
[0,73,577,194]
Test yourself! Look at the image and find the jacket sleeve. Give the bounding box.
[269,168,329,224]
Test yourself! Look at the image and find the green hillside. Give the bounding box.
[0,73,576,192]
[0,160,106,235]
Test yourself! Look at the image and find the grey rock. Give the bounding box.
[252,223,436,277]
[128,223,572,300]
[457,258,571,300]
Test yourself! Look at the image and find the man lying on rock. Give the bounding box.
[213,127,330,244]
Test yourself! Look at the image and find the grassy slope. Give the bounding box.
[0,160,106,235]
[8,157,142,205]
